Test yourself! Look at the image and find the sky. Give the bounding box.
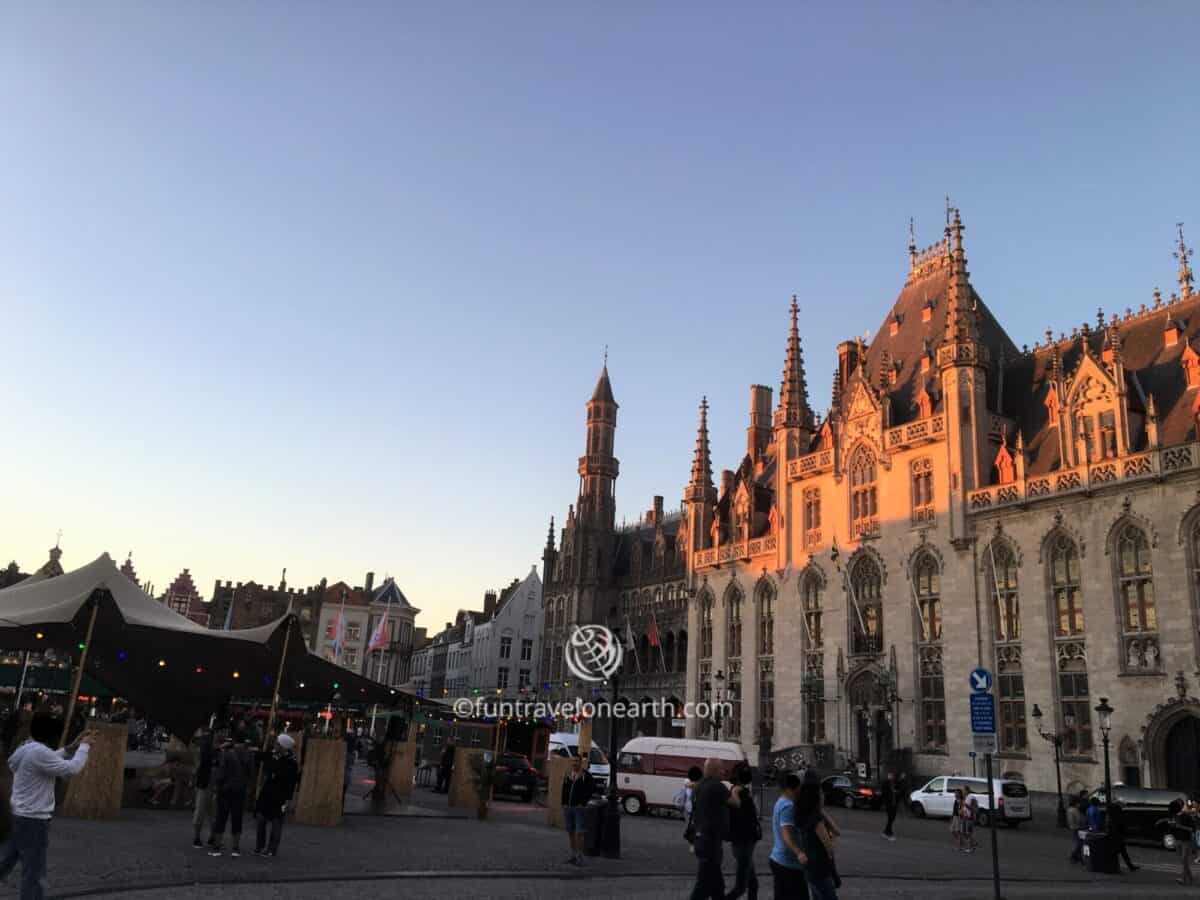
[2,3,1198,630]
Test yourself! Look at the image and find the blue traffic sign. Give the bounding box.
[969,668,993,693]
[970,693,996,734]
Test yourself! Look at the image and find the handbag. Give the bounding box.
[815,819,836,857]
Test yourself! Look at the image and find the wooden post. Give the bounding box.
[293,737,345,826]
[262,615,294,751]
[60,597,99,747]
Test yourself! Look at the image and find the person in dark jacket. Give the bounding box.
[191,729,218,849]
[254,734,300,858]
[560,756,597,866]
[725,764,760,900]
[689,757,741,900]
[208,732,255,857]
[795,771,840,900]
[882,769,899,841]
[435,742,455,793]
[1108,803,1139,872]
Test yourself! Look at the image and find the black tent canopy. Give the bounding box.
[0,554,402,738]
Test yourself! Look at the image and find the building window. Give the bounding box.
[849,556,882,655]
[521,639,533,661]
[1051,535,1084,636]
[803,487,821,546]
[997,648,1027,752]
[346,624,361,642]
[802,574,823,648]
[551,645,562,680]
[849,447,879,539]
[726,669,741,738]
[1059,656,1093,755]
[987,542,1020,642]
[911,458,934,524]
[727,587,743,659]
[913,551,946,751]
[497,667,509,689]
[700,591,714,659]
[805,656,825,742]
[919,650,946,750]
[344,650,358,667]
[913,553,942,642]
[1099,412,1117,459]
[500,636,512,659]
[758,583,775,656]
[759,660,775,739]
[518,668,530,688]
[1116,525,1155,633]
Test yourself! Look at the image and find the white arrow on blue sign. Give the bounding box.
[969,668,992,693]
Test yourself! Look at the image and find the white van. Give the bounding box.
[546,732,611,793]
[909,775,1031,827]
[615,736,748,815]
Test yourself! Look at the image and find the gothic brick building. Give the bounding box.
[679,212,1200,799]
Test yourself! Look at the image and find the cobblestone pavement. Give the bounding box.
[2,783,1190,899]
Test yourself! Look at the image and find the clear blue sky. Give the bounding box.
[2,3,1197,629]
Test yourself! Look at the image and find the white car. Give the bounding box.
[909,775,1031,827]
[547,732,611,793]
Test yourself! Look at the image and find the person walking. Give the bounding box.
[208,731,255,858]
[560,756,595,866]
[725,764,760,900]
[689,757,740,900]
[961,790,978,853]
[1168,798,1196,885]
[435,741,455,794]
[881,770,898,842]
[768,772,808,900]
[191,727,218,849]
[950,787,963,851]
[674,765,703,822]
[1085,795,1105,833]
[795,771,840,900]
[0,714,95,900]
[254,734,300,859]
[1066,796,1084,864]
[1108,802,1139,872]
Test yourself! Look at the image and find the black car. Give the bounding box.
[821,774,882,810]
[494,753,539,801]
[1089,784,1187,849]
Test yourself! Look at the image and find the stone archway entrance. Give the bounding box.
[1166,716,1200,797]
[845,667,888,776]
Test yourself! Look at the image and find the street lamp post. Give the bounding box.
[1095,697,1114,831]
[1031,703,1070,828]
[600,608,623,858]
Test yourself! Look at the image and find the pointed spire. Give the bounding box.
[908,217,917,270]
[943,207,980,346]
[591,363,616,405]
[774,295,813,430]
[689,396,715,491]
[1176,223,1195,301]
[878,348,891,393]
[831,367,843,414]
[544,517,556,553]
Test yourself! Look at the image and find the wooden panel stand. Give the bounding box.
[60,723,126,820]
[545,754,573,828]
[448,747,486,810]
[388,729,417,799]
[293,737,344,826]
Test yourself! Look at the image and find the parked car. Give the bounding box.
[493,753,538,801]
[909,775,1031,827]
[615,736,748,815]
[1089,784,1187,849]
[546,732,611,794]
[821,774,882,810]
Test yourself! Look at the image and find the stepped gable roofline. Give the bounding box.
[1001,290,1200,476]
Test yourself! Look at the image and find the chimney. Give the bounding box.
[837,341,860,390]
[364,571,375,594]
[483,590,498,618]
[653,495,664,523]
[746,385,773,460]
[720,469,735,499]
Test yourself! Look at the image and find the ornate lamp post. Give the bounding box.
[1095,697,1114,831]
[1031,703,1070,828]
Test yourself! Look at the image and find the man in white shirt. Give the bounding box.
[1,714,94,899]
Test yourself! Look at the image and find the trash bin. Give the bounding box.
[582,798,606,855]
[1082,831,1119,874]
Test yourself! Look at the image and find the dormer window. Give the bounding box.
[1166,318,1184,347]
[1183,342,1200,388]
[922,300,934,323]
[916,385,932,419]
[890,314,901,336]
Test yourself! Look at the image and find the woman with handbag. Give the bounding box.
[726,765,761,900]
[795,771,840,900]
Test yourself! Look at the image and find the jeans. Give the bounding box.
[689,835,724,900]
[255,814,284,854]
[212,789,247,842]
[193,788,216,830]
[769,859,810,900]
[806,872,840,900]
[0,815,50,900]
[1070,829,1083,863]
[884,806,897,836]
[726,841,758,900]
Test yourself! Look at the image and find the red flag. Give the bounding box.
[647,617,660,647]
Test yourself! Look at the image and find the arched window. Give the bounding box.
[988,543,1020,642]
[913,552,942,642]
[1115,523,1159,672]
[987,541,1026,752]
[849,556,882,655]
[801,572,825,742]
[1051,535,1084,636]
[758,583,775,656]
[911,458,934,524]
[913,551,946,751]
[699,592,714,660]
[850,447,879,539]
[802,574,823,649]
[677,630,688,673]
[727,587,743,659]
[1049,533,1092,755]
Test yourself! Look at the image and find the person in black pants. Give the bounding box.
[690,758,741,900]
[435,742,455,793]
[208,732,255,858]
[254,733,301,858]
[1109,803,1140,872]
[768,773,808,900]
[882,770,899,841]
[725,764,760,900]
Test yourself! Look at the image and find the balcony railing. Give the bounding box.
[693,533,777,569]
[966,443,1196,513]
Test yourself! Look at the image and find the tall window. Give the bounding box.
[521,639,533,661]
[727,588,743,659]
[803,488,822,545]
[758,584,774,656]
[802,575,823,648]
[1051,535,1084,636]
[551,645,562,680]
[997,648,1026,752]
[849,557,882,654]
[700,592,714,659]
[913,551,946,751]
[727,667,741,738]
[1059,655,1093,754]
[913,553,942,642]
[988,543,1021,642]
[919,656,946,750]
[540,646,551,683]
[850,447,879,539]
[497,667,509,689]
[1099,412,1118,459]
[500,636,512,659]
[1116,525,1155,633]
[759,659,774,738]
[911,458,934,523]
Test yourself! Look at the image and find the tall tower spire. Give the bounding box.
[943,207,981,346]
[1176,223,1195,301]
[684,396,718,553]
[578,363,619,530]
[774,295,814,432]
[689,397,715,492]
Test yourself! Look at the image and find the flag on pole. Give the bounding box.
[331,596,347,662]
[830,536,842,573]
[845,571,868,646]
[625,619,642,675]
[909,576,928,642]
[367,611,389,654]
[987,541,1007,642]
